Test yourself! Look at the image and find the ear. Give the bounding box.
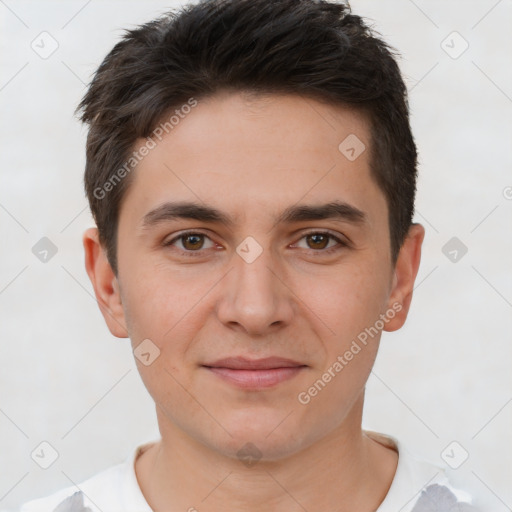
[83,227,129,338]
[383,223,425,332]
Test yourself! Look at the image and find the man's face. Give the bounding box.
[102,91,409,460]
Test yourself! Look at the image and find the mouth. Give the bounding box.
[202,357,308,389]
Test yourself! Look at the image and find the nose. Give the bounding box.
[215,242,295,336]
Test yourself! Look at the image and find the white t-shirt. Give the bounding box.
[19,431,481,512]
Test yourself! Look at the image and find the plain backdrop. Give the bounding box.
[1,0,511,510]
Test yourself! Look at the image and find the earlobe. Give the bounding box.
[384,223,425,332]
[83,227,129,338]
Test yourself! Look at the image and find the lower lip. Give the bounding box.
[204,366,306,389]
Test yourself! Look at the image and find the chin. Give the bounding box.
[205,414,312,463]
[215,435,305,464]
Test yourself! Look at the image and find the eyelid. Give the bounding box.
[289,229,350,252]
[296,228,349,243]
[163,229,216,248]
[163,228,350,256]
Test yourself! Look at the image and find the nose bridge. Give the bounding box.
[216,237,293,333]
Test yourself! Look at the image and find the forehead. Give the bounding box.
[118,91,386,229]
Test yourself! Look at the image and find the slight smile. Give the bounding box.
[202,357,308,389]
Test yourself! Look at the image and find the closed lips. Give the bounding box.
[203,357,307,370]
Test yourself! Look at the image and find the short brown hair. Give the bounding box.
[77,0,417,275]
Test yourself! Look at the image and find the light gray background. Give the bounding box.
[1,0,511,510]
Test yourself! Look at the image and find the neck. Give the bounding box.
[135,394,397,511]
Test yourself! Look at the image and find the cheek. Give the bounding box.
[120,263,208,340]
[299,262,390,342]
[123,272,199,406]
[296,277,384,419]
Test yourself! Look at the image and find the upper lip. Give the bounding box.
[203,356,306,370]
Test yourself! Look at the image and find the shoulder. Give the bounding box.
[18,441,156,512]
[19,463,127,512]
[364,430,486,512]
[410,482,481,511]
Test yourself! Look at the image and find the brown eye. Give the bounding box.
[181,233,205,250]
[293,231,347,254]
[165,231,215,254]
[306,233,329,250]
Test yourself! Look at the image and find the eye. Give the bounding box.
[164,231,216,255]
[163,229,348,258]
[292,231,347,254]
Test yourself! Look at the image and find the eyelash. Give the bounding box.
[163,230,348,258]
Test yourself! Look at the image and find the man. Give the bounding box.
[20,0,480,510]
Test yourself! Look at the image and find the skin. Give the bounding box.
[83,90,424,511]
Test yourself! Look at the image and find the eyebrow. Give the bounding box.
[140,200,367,230]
